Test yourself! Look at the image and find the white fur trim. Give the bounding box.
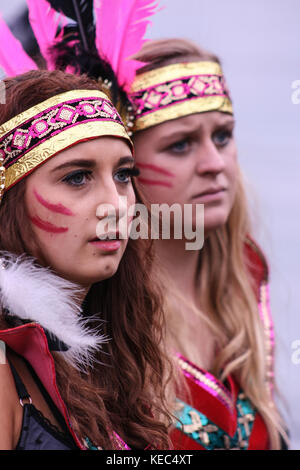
[0,251,106,369]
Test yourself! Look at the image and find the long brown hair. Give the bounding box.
[133,39,286,449]
[0,70,172,449]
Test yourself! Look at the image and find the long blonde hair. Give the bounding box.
[133,38,287,449]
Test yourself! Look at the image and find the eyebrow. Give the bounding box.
[117,156,135,166]
[215,117,236,128]
[158,117,236,145]
[51,156,135,173]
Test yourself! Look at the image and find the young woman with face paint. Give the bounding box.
[129,39,287,450]
[0,70,171,450]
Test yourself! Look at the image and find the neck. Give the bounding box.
[154,238,217,371]
[154,238,200,302]
[77,284,91,306]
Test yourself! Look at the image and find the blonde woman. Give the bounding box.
[129,38,287,450]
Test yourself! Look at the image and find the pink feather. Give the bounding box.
[27,0,67,70]
[0,14,37,77]
[94,0,159,90]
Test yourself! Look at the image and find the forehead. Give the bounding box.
[167,112,234,130]
[36,137,133,172]
[137,112,235,141]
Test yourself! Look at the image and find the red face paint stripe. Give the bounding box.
[138,177,173,188]
[136,162,175,177]
[30,215,69,233]
[34,189,74,216]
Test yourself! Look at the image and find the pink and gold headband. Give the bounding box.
[130,61,233,132]
[0,89,132,201]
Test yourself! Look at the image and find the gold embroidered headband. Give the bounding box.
[130,61,233,132]
[0,89,132,200]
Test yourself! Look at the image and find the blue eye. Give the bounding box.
[114,167,140,184]
[62,170,92,187]
[168,139,190,154]
[213,129,233,147]
[115,170,129,183]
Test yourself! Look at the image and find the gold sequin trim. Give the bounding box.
[133,95,232,131]
[131,62,224,92]
[5,121,130,189]
[259,282,275,396]
[176,356,234,412]
[0,90,111,137]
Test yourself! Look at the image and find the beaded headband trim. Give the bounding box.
[0,89,132,197]
[130,61,233,132]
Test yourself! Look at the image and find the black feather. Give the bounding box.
[47,0,94,50]
[45,0,131,116]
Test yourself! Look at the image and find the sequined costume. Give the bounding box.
[0,320,129,450]
[170,239,273,450]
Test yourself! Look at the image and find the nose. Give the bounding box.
[95,179,128,224]
[195,138,226,176]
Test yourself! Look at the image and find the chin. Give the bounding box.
[86,266,120,284]
[65,260,120,286]
[99,264,119,281]
[203,209,231,233]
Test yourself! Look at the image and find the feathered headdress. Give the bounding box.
[0,0,159,132]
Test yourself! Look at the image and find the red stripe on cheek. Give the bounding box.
[138,178,174,188]
[30,215,69,233]
[34,189,74,216]
[136,163,175,177]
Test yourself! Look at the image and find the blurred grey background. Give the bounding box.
[1,0,299,449]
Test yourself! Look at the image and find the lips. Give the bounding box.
[89,238,121,253]
[192,187,226,198]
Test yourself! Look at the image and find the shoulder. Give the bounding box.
[244,236,269,295]
[0,348,20,449]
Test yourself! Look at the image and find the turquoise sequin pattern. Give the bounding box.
[83,436,101,450]
[174,392,256,449]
